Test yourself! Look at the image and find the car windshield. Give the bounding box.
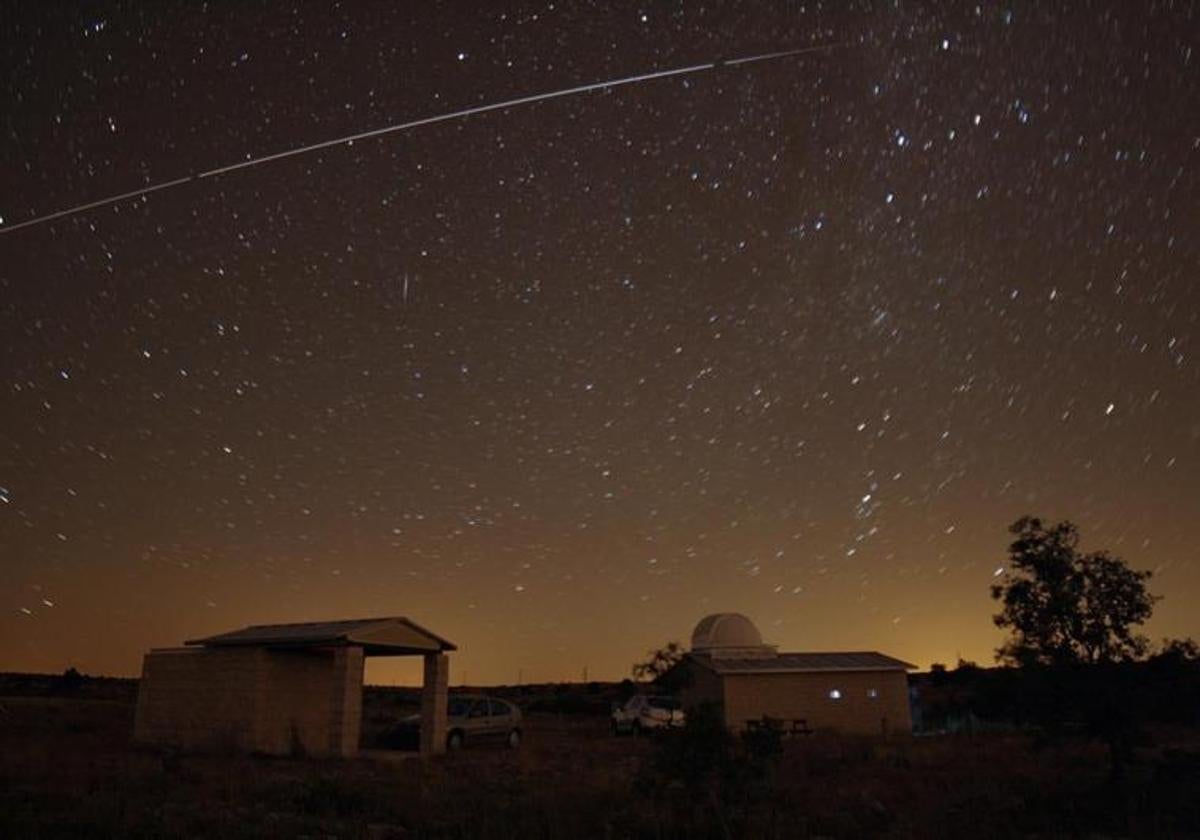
[647,696,680,710]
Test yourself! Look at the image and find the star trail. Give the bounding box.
[1,44,844,236]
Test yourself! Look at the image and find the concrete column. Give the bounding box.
[329,647,365,757]
[420,653,449,756]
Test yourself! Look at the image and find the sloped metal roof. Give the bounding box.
[691,651,915,674]
[186,616,456,654]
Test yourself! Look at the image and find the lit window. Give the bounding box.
[867,688,879,699]
[828,688,842,700]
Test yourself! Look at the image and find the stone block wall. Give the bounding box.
[134,645,365,757]
[253,647,364,756]
[134,647,266,752]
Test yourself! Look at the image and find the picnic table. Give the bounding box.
[745,715,813,736]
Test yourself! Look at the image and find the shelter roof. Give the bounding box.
[689,651,915,675]
[186,617,456,655]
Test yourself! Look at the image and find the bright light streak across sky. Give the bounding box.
[0,43,845,236]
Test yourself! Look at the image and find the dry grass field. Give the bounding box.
[2,687,1199,839]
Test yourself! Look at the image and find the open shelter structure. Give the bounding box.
[134,617,455,757]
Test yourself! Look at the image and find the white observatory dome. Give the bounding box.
[690,613,777,659]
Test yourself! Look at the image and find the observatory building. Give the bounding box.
[677,613,914,735]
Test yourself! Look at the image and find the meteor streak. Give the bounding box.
[0,43,844,236]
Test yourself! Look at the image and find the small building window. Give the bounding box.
[828,688,842,700]
[867,688,879,699]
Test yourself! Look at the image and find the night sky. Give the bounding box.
[3,3,1198,686]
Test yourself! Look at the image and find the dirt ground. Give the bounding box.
[2,692,1199,838]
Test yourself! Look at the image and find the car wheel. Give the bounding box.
[506,729,521,748]
[446,730,464,751]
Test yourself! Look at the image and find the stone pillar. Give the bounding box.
[329,647,364,757]
[420,653,449,756]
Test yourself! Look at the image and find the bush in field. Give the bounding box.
[523,689,607,715]
[1147,639,1200,725]
[54,667,85,696]
[648,701,735,794]
[639,702,791,837]
[740,720,784,777]
[291,773,393,821]
[646,702,783,801]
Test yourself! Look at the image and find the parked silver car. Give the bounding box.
[389,694,523,750]
[446,694,522,749]
[611,694,684,735]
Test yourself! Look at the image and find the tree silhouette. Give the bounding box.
[991,516,1156,666]
[1155,636,1199,664]
[990,516,1159,781]
[632,641,685,683]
